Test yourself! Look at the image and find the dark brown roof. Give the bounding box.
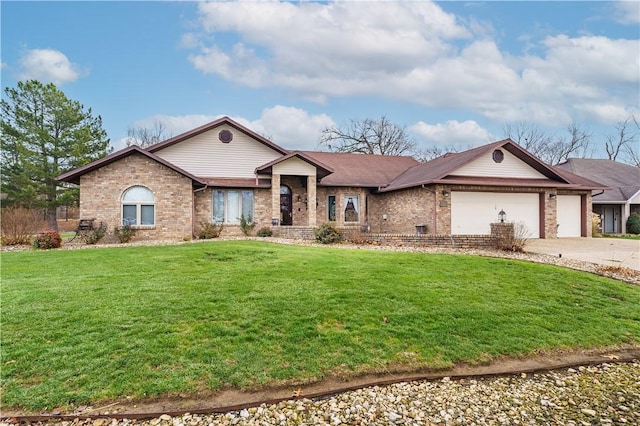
[381,139,607,192]
[556,158,640,202]
[255,151,334,179]
[146,116,289,155]
[299,151,420,187]
[56,145,206,187]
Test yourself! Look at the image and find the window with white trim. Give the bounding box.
[122,186,155,226]
[212,189,254,223]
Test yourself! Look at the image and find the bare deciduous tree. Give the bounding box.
[319,116,416,156]
[125,121,171,148]
[605,115,639,167]
[502,122,591,165]
[413,145,462,162]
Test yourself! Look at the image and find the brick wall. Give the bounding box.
[272,225,497,248]
[79,154,595,241]
[79,153,194,240]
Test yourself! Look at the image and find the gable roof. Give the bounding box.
[255,151,334,179]
[556,158,640,202]
[146,116,289,155]
[299,151,420,187]
[56,145,206,187]
[381,139,606,192]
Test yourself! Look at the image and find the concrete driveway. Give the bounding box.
[527,238,640,271]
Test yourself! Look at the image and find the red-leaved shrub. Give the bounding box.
[32,229,62,249]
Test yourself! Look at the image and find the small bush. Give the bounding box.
[314,222,343,244]
[592,212,602,235]
[240,214,256,236]
[493,221,530,252]
[82,222,107,245]
[1,207,45,245]
[32,229,62,249]
[626,212,640,234]
[197,221,223,239]
[113,224,137,243]
[256,227,272,237]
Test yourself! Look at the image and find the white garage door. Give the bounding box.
[557,195,581,237]
[451,192,540,238]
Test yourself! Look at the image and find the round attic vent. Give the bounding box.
[492,149,504,163]
[218,130,233,143]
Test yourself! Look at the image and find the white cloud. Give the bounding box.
[122,108,334,152]
[189,0,468,93]
[410,120,495,148]
[132,114,219,137]
[18,49,82,85]
[185,1,638,129]
[612,1,640,25]
[242,106,336,151]
[573,103,639,124]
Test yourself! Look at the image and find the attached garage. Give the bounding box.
[557,195,582,237]
[451,191,540,238]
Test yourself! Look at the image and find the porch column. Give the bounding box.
[271,173,281,225]
[308,174,317,226]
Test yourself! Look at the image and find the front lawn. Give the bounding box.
[2,241,639,411]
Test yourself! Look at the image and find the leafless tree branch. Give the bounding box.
[319,116,416,156]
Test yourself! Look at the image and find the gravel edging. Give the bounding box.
[5,361,639,425]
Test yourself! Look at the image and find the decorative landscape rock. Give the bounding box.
[9,361,638,425]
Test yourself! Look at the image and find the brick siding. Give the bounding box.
[77,155,594,241]
[79,153,194,240]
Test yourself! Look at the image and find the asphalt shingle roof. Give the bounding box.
[556,158,640,202]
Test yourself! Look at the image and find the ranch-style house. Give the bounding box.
[57,116,606,242]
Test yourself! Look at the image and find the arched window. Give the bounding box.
[122,186,155,226]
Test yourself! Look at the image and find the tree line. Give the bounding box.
[1,80,638,231]
[320,115,639,167]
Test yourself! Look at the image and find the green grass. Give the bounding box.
[594,233,640,240]
[2,241,639,411]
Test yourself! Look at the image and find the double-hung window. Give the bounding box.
[213,189,254,223]
[122,186,155,226]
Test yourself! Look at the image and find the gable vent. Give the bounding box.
[219,130,233,143]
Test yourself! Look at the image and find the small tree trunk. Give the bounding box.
[47,205,58,230]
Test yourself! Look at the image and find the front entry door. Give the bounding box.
[280,185,292,226]
[603,206,620,233]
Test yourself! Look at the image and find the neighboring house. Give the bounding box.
[557,158,640,234]
[57,117,605,241]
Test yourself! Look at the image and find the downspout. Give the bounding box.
[192,184,208,238]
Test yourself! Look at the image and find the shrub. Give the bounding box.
[626,212,640,234]
[0,207,45,245]
[113,224,137,243]
[592,212,602,235]
[239,214,256,236]
[314,222,343,244]
[82,222,107,245]
[32,229,62,249]
[493,221,530,252]
[256,227,272,237]
[197,221,223,239]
